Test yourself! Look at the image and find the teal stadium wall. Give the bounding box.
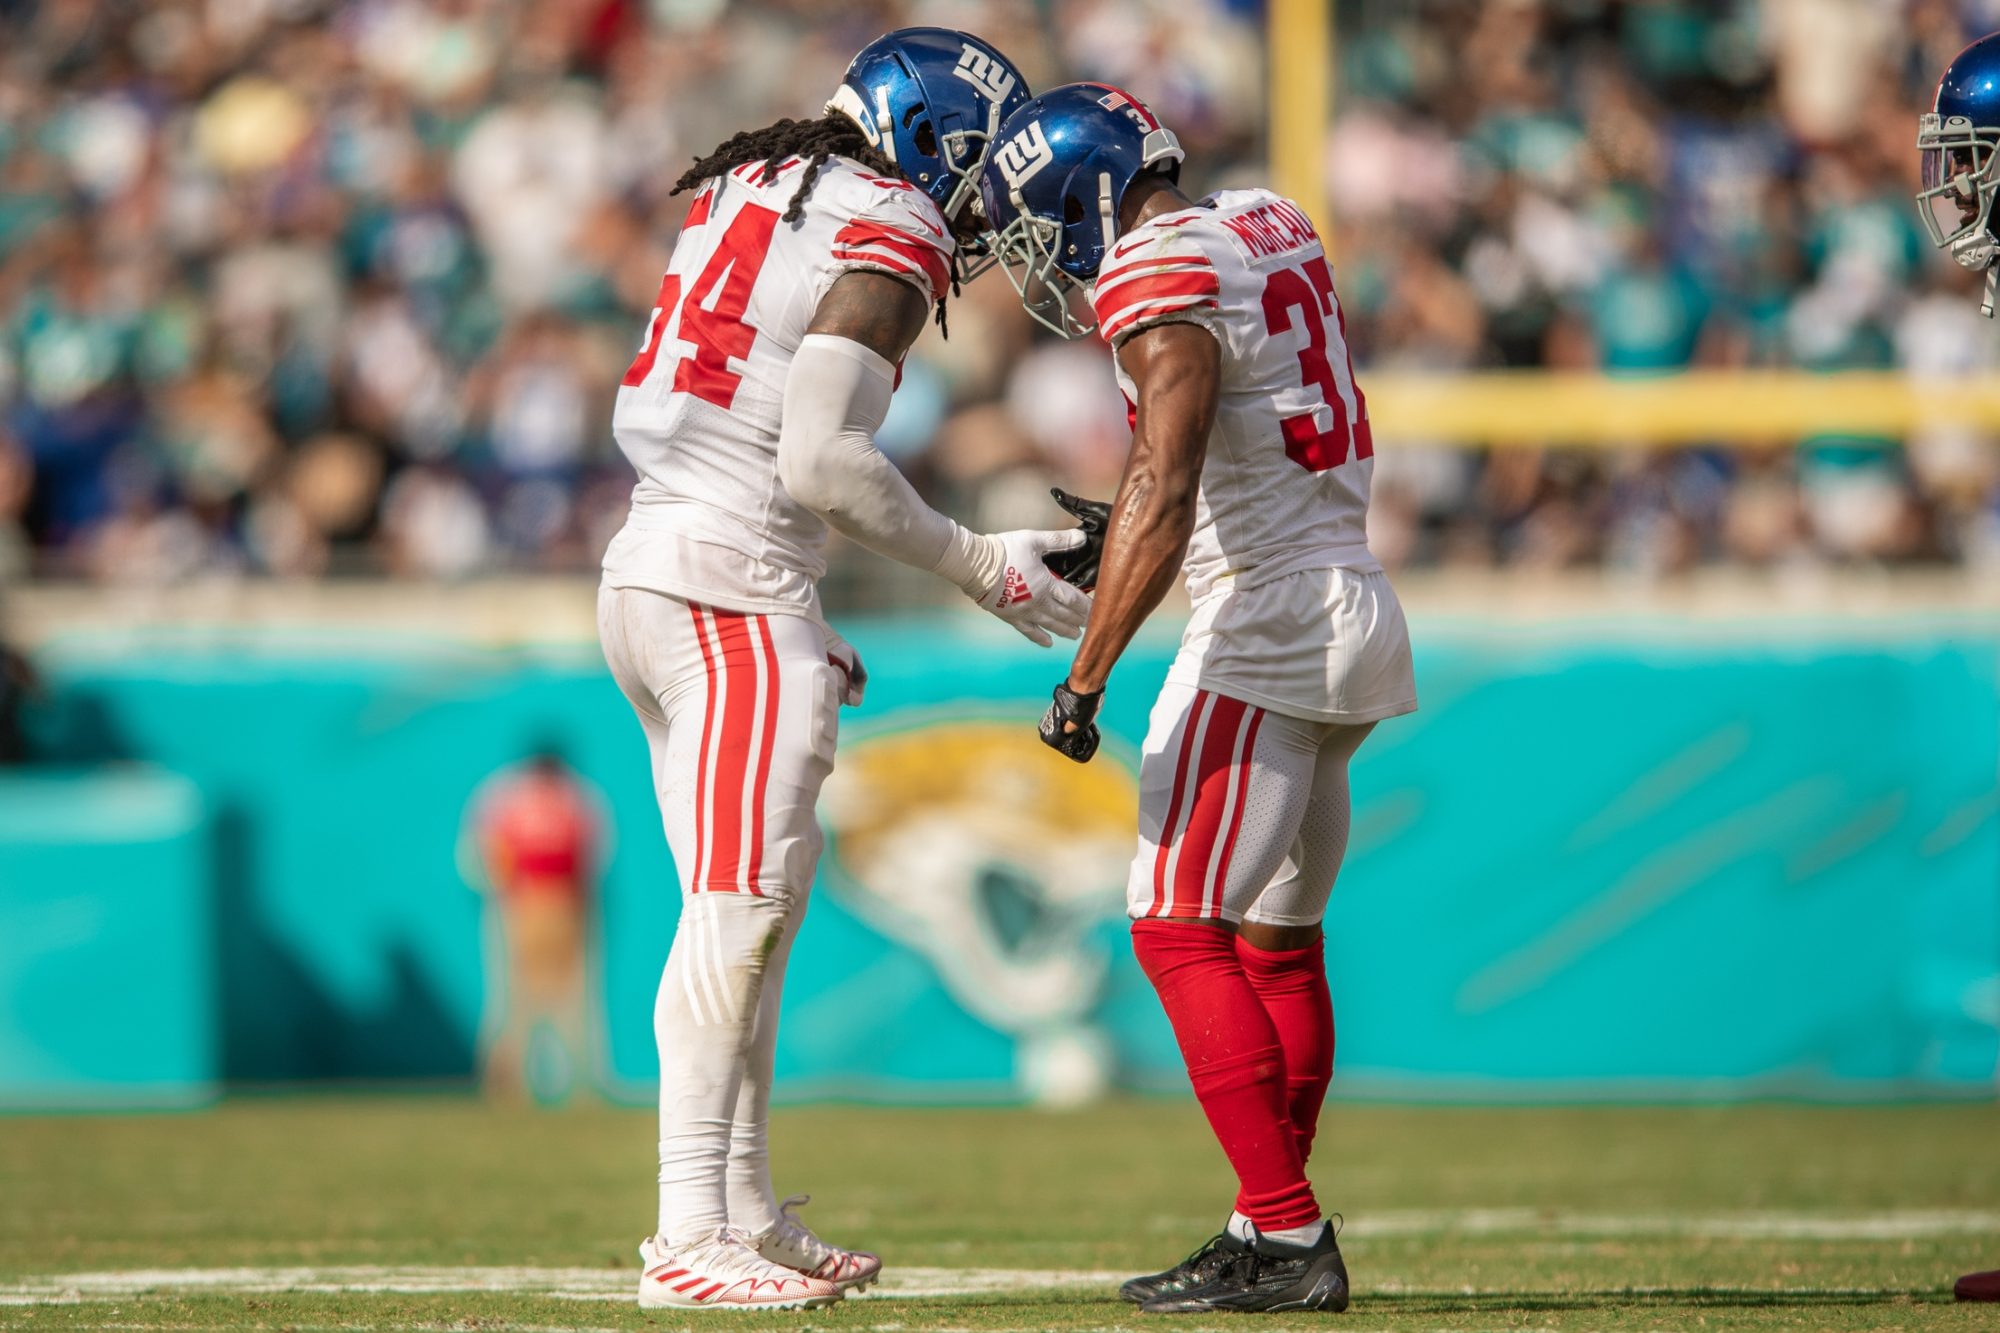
[0,769,216,1108]
[3,614,1996,1107]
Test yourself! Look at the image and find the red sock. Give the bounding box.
[1131,920,1319,1230]
[1236,935,1334,1165]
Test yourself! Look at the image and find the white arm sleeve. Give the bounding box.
[778,333,1001,596]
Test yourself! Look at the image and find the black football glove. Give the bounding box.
[1039,487,1112,591]
[1038,680,1104,763]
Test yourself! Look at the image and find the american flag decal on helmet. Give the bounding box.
[1096,86,1161,131]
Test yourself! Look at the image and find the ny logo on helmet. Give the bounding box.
[953,44,1018,104]
[994,121,1053,189]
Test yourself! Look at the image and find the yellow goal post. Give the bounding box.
[1361,371,2000,448]
[1267,6,1999,448]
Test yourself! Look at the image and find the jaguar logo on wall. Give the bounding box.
[818,718,1137,1105]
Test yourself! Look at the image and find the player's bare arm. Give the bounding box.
[1068,322,1220,695]
[1035,320,1217,763]
[807,270,931,362]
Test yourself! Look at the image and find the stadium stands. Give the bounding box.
[0,0,1993,592]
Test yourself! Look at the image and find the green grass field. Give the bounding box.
[2,1097,1997,1331]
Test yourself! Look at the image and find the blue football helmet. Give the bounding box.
[978,83,1184,337]
[1918,30,2000,305]
[826,28,1030,234]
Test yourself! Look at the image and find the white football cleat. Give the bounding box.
[637,1227,842,1310]
[754,1194,884,1293]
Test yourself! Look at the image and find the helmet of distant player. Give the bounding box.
[1918,31,2000,281]
[826,28,1030,263]
[978,83,1184,338]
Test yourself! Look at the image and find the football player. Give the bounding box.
[1918,31,2000,316]
[1923,51,2000,1310]
[980,85,1417,1314]
[599,30,1090,1311]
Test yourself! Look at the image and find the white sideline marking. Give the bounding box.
[1355,1207,2000,1239]
[0,1265,1121,1307]
[72,1326,630,1333]
[6,1208,1999,1307]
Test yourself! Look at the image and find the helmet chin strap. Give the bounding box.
[873,87,897,164]
[1098,171,1116,257]
[1950,227,1998,271]
[1948,229,2000,316]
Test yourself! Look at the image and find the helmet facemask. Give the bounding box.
[938,99,1006,272]
[1917,112,2000,265]
[955,194,1001,282]
[989,179,1112,339]
[989,207,1092,338]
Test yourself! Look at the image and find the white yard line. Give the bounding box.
[5,1208,1998,1307]
[0,1265,1122,1307]
[1353,1206,2000,1239]
[854,1268,1125,1299]
[67,1326,633,1333]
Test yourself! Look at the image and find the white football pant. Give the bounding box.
[1125,681,1374,926]
[599,584,842,1246]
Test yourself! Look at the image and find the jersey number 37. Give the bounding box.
[1262,256,1373,473]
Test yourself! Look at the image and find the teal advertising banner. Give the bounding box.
[5,613,1997,1107]
[0,768,217,1108]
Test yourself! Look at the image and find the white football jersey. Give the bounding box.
[603,155,953,616]
[1090,188,1376,602]
[1092,189,1413,724]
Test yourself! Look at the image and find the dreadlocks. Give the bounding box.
[672,113,957,335]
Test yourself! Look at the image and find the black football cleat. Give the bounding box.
[1118,1232,1246,1305]
[1140,1221,1349,1314]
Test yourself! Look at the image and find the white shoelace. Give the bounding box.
[684,1225,804,1283]
[765,1194,847,1269]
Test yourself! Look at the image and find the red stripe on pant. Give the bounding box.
[1150,691,1214,916]
[689,605,723,892]
[1150,691,1260,919]
[741,614,781,893]
[687,604,776,895]
[1204,708,1263,916]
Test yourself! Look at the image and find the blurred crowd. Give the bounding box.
[0,0,1996,593]
[1340,0,2000,573]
